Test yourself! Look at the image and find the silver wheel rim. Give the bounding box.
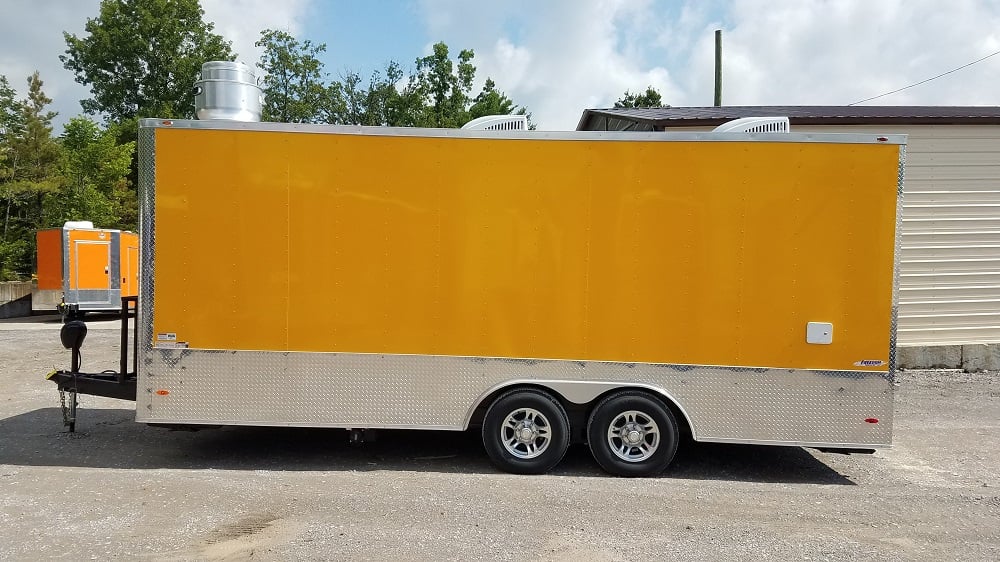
[606,410,660,462]
[500,407,552,459]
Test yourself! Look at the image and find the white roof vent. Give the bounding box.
[461,115,528,131]
[63,221,95,230]
[712,116,790,133]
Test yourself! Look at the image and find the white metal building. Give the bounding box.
[578,107,1000,347]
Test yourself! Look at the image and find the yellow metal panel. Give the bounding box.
[152,128,900,370]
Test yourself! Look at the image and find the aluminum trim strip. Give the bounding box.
[697,437,891,449]
[138,118,906,145]
[461,379,698,434]
[889,144,906,388]
[138,126,156,361]
[146,345,892,377]
[109,230,121,290]
[60,228,69,296]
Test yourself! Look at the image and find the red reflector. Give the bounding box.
[865,418,879,424]
[876,136,888,142]
[161,120,173,126]
[155,389,170,396]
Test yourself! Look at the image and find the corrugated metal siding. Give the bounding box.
[638,123,1000,346]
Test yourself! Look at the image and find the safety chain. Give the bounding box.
[57,383,77,429]
[58,387,69,426]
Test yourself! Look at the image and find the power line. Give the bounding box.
[848,48,1000,105]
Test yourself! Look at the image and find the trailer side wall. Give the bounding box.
[151,128,899,372]
[137,122,901,447]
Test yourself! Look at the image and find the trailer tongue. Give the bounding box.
[45,296,139,431]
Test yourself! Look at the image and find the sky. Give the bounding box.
[1,0,999,131]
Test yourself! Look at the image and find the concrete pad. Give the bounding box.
[898,345,962,370]
[961,344,1000,372]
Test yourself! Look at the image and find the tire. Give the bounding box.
[587,391,679,477]
[482,389,571,475]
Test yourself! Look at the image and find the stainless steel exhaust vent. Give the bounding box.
[193,61,262,122]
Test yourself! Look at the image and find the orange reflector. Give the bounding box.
[161,120,173,126]
[155,389,170,396]
[864,418,879,424]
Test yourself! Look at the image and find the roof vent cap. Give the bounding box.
[713,116,790,133]
[461,115,528,131]
[63,221,95,229]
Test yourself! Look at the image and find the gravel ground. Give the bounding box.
[1,315,998,561]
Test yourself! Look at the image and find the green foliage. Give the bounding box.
[62,0,234,123]
[0,237,31,281]
[252,34,531,129]
[335,63,424,127]
[0,75,23,145]
[11,72,60,182]
[0,74,135,280]
[256,29,329,123]
[414,42,476,127]
[614,86,666,109]
[0,75,25,190]
[46,116,135,230]
[1,72,62,279]
[469,78,534,128]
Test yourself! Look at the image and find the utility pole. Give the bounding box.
[714,29,722,107]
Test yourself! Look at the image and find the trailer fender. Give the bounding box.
[462,379,696,435]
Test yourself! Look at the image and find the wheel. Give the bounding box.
[482,389,571,475]
[587,391,679,477]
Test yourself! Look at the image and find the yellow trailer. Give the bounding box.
[53,117,905,476]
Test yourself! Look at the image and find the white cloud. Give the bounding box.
[418,0,682,129]
[2,0,999,132]
[201,0,312,69]
[417,0,1000,129]
[706,0,1000,107]
[0,0,101,125]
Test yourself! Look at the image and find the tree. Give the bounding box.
[254,33,532,129]
[614,86,666,108]
[413,42,476,127]
[334,63,425,127]
[45,117,135,230]
[0,75,25,189]
[0,72,61,280]
[62,0,234,123]
[469,78,534,128]
[256,29,329,123]
[0,76,22,146]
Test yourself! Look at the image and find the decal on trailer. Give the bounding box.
[854,359,886,367]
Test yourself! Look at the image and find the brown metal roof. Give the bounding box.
[577,106,1000,130]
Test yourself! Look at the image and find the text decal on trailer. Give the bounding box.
[854,360,886,367]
